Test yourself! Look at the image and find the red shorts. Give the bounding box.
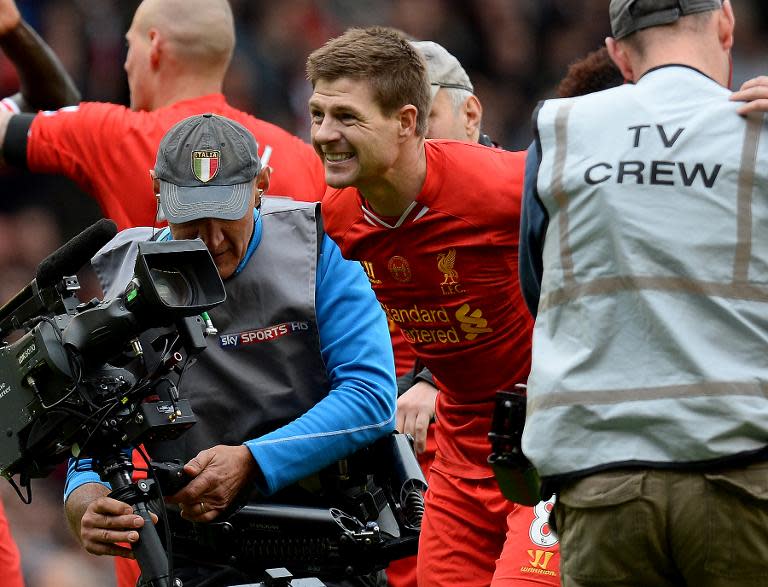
[0,499,24,587]
[116,556,140,587]
[416,468,560,586]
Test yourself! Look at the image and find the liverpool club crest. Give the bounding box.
[388,256,412,283]
[192,150,220,183]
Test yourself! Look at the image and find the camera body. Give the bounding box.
[0,228,226,485]
[488,385,542,506]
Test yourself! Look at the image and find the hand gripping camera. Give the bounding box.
[162,432,427,583]
[0,219,226,587]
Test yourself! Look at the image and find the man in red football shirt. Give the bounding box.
[386,39,509,587]
[0,0,86,583]
[0,0,325,231]
[307,27,559,587]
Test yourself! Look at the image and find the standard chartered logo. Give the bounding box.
[382,302,492,343]
[455,303,492,340]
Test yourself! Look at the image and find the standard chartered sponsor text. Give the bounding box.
[381,302,460,344]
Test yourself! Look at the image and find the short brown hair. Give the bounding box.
[557,48,624,98]
[306,26,430,136]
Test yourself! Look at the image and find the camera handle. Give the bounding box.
[96,453,178,587]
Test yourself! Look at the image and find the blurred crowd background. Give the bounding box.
[0,1,766,585]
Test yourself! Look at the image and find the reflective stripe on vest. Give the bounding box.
[539,98,765,312]
[523,66,768,478]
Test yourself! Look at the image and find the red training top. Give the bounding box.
[26,94,326,230]
[323,140,533,478]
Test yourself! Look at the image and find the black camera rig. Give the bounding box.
[0,220,427,587]
[161,433,425,582]
[0,219,226,586]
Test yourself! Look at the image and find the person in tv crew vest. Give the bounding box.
[520,1,768,585]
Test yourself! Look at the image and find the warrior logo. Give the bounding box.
[524,550,556,574]
[388,256,412,283]
[192,150,220,183]
[360,261,382,285]
[437,248,464,294]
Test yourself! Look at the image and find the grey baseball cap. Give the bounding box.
[154,113,261,224]
[410,40,473,102]
[610,0,722,40]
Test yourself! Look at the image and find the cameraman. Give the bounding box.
[63,113,396,587]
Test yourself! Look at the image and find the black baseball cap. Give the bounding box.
[610,0,723,40]
[155,113,261,224]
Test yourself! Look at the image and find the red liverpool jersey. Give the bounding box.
[323,140,533,477]
[27,94,326,230]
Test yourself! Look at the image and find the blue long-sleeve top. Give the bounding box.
[519,140,548,318]
[65,209,396,500]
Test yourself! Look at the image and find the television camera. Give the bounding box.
[0,219,427,587]
[488,384,543,506]
[0,219,226,587]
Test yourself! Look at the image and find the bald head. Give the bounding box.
[134,0,234,73]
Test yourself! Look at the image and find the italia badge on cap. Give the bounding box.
[192,150,220,183]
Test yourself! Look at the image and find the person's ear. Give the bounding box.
[463,95,483,141]
[148,28,162,68]
[719,0,735,52]
[149,169,161,197]
[255,166,271,200]
[397,104,419,140]
[605,37,635,82]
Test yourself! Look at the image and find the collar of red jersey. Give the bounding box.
[360,200,430,229]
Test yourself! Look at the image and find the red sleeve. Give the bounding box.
[266,132,326,202]
[225,112,327,202]
[26,102,131,198]
[434,142,526,230]
[319,187,359,256]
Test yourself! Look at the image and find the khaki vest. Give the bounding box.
[524,66,768,478]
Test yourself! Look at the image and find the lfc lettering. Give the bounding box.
[437,248,464,295]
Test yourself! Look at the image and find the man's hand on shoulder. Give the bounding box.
[0,0,21,38]
[396,380,437,454]
[731,76,768,116]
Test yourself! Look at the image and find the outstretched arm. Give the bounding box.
[244,234,397,494]
[167,234,397,521]
[0,0,80,112]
